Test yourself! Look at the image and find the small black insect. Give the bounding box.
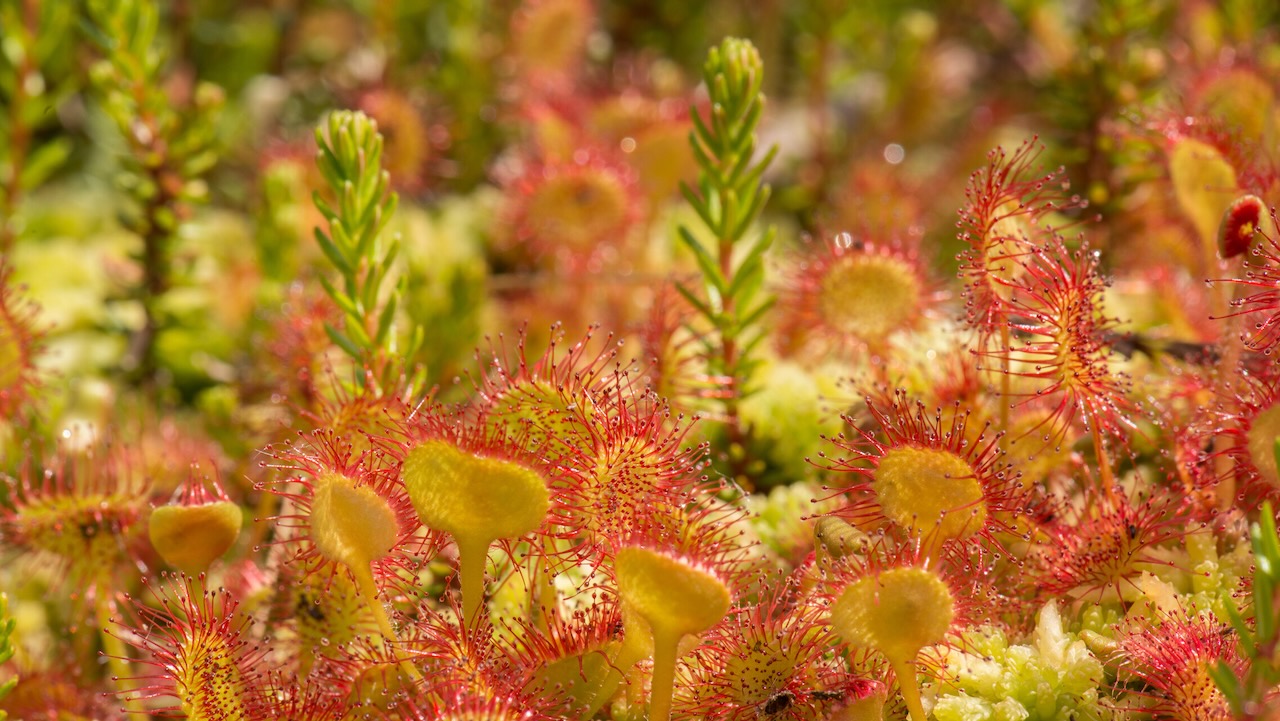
[761,691,794,716]
[297,594,325,622]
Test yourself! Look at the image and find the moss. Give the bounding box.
[927,604,1113,721]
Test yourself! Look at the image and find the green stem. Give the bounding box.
[626,661,647,709]
[532,536,559,632]
[94,585,145,716]
[352,563,422,682]
[122,130,179,386]
[889,656,927,721]
[457,537,489,626]
[581,626,649,716]
[647,626,680,721]
[353,563,397,641]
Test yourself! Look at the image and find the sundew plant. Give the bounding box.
[3,1,1280,720]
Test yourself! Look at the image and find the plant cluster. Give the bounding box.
[1,1,1280,720]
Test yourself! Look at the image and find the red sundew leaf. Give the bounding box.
[818,539,1006,673]
[956,137,1087,333]
[502,148,642,274]
[1029,488,1192,604]
[259,428,433,593]
[775,234,940,356]
[1115,611,1245,721]
[110,575,269,719]
[813,389,1025,557]
[1219,195,1266,259]
[0,439,152,591]
[1211,208,1280,356]
[676,573,876,721]
[979,237,1138,444]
